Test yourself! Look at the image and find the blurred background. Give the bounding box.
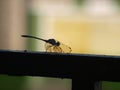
[0,0,120,90]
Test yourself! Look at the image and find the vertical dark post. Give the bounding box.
[72,77,95,90]
[94,81,102,90]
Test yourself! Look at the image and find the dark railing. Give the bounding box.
[0,50,120,90]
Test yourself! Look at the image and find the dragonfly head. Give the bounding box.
[47,39,60,46]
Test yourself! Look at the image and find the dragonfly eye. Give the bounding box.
[56,41,60,46]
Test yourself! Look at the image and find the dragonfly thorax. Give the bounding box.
[47,39,60,46]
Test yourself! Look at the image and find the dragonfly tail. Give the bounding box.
[21,35,48,42]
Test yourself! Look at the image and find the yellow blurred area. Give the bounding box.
[54,16,120,55]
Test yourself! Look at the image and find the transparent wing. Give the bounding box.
[59,42,72,53]
[53,46,62,53]
[52,39,72,53]
[45,43,53,52]
[45,43,62,53]
[45,41,72,53]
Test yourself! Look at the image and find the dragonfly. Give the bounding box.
[21,35,72,53]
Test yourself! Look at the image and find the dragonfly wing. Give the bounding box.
[45,40,72,53]
[53,46,62,53]
[59,43,72,53]
[45,43,62,53]
[45,43,53,52]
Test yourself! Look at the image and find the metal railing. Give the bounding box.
[0,50,120,90]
